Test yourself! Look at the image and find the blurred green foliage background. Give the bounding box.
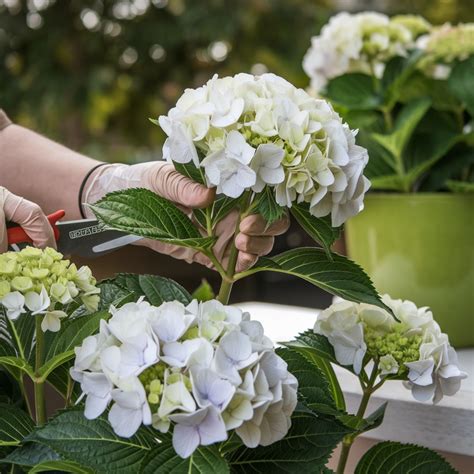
[1,0,473,163]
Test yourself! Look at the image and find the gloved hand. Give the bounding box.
[0,186,56,253]
[83,162,289,272]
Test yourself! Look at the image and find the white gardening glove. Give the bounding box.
[0,186,56,253]
[83,162,289,272]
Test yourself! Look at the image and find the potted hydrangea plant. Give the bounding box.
[0,73,461,472]
[303,13,474,347]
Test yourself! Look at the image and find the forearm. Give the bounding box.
[0,112,100,220]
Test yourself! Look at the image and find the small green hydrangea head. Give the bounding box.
[365,325,422,376]
[139,362,167,399]
[420,23,474,70]
[0,246,99,311]
[391,15,432,38]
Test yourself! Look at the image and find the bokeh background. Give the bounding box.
[1,0,473,303]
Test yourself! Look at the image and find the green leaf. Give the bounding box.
[448,56,474,115]
[238,248,392,314]
[46,363,82,404]
[0,404,34,447]
[381,50,424,105]
[284,331,345,410]
[325,74,380,110]
[22,409,229,474]
[29,460,94,473]
[37,350,75,381]
[97,282,134,311]
[290,203,341,257]
[141,441,229,473]
[277,348,338,415]
[420,147,474,191]
[446,180,474,193]
[254,187,286,225]
[371,98,431,161]
[45,311,109,362]
[25,409,155,474]
[193,196,237,231]
[362,403,387,433]
[337,403,387,434]
[0,356,34,379]
[354,441,456,474]
[138,274,191,306]
[228,411,350,473]
[173,162,206,185]
[4,442,61,467]
[89,188,216,251]
[191,279,215,302]
[400,72,461,112]
[104,273,192,306]
[1,312,36,363]
[0,368,22,405]
[211,196,237,226]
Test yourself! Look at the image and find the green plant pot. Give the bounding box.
[345,193,474,348]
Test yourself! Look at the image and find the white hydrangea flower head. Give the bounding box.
[158,73,371,227]
[0,247,99,332]
[303,12,429,93]
[72,298,298,458]
[314,295,466,403]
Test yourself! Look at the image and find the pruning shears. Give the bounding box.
[7,210,140,258]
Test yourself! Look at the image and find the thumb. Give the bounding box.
[146,162,215,209]
[2,188,56,249]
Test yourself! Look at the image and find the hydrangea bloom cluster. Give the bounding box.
[71,298,298,458]
[417,23,474,79]
[314,295,466,404]
[303,12,431,92]
[158,73,370,227]
[0,247,99,332]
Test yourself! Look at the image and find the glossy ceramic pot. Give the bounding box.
[345,193,474,347]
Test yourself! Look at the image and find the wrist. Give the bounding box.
[81,163,126,218]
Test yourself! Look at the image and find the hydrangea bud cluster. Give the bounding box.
[314,295,466,403]
[303,12,431,92]
[0,247,99,332]
[417,23,474,79]
[71,298,298,458]
[158,73,370,227]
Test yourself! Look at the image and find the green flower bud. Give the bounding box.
[150,379,163,394]
[181,326,199,340]
[50,282,67,301]
[44,247,64,261]
[21,247,43,259]
[31,268,50,279]
[81,293,100,312]
[11,276,33,292]
[392,15,431,38]
[0,258,16,275]
[148,393,160,405]
[0,280,11,298]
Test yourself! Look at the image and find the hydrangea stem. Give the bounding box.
[336,362,379,474]
[34,317,46,425]
[217,243,239,305]
[216,192,252,305]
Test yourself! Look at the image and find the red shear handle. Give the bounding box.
[7,210,65,245]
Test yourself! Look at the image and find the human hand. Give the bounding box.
[0,186,56,253]
[83,162,289,271]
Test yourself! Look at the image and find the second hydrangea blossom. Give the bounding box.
[71,298,298,458]
[158,73,370,227]
[315,295,467,404]
[303,12,431,92]
[0,247,99,332]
